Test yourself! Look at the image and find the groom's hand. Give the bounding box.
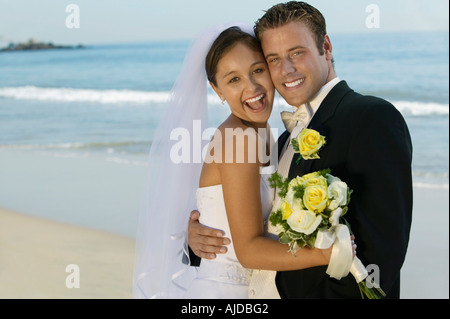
[188,210,230,260]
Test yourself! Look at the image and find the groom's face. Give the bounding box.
[260,21,334,107]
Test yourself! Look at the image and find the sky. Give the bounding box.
[0,0,448,46]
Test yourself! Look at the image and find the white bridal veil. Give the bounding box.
[133,22,255,298]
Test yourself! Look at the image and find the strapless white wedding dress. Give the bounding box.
[184,170,280,299]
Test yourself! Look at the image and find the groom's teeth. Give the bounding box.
[285,79,303,88]
[245,94,264,103]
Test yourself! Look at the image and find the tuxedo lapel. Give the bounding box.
[309,80,353,130]
[277,130,290,158]
[288,81,353,178]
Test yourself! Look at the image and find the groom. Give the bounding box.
[187,1,412,299]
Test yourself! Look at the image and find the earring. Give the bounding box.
[221,98,225,105]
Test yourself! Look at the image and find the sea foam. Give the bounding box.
[0,86,448,117]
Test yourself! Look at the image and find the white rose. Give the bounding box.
[287,210,322,235]
[327,181,348,211]
[285,188,304,212]
[329,207,343,226]
[326,173,342,185]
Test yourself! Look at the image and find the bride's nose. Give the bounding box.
[243,77,261,94]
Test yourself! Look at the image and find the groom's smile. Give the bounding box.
[284,78,305,89]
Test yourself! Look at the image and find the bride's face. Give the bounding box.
[210,43,275,126]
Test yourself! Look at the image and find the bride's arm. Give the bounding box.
[218,127,331,271]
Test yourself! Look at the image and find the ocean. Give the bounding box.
[0,31,448,235]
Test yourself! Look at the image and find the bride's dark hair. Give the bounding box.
[205,26,262,86]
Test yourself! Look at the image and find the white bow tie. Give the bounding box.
[281,108,309,133]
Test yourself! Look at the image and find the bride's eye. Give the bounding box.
[229,77,240,84]
[252,68,264,75]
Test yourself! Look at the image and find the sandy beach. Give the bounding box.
[0,207,135,299]
[0,184,448,299]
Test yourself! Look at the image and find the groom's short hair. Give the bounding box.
[254,1,328,55]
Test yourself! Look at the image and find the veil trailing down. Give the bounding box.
[133,23,255,299]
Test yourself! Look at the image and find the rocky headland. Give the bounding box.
[1,39,84,52]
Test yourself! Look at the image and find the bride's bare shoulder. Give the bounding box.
[210,116,260,166]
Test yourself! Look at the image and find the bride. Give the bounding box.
[133,24,333,299]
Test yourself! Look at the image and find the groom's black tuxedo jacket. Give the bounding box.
[275,81,413,299]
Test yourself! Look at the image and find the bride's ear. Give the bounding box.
[210,81,225,103]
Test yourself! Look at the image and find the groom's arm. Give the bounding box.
[186,210,230,266]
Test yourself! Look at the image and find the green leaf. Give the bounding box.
[268,173,283,189]
[279,233,292,244]
[292,184,305,199]
[317,168,332,177]
[340,206,348,218]
[268,173,289,198]
[291,138,299,152]
[346,188,353,206]
[341,217,354,236]
[286,229,304,240]
[269,210,283,226]
[295,238,307,249]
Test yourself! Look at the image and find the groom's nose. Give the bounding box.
[280,57,296,76]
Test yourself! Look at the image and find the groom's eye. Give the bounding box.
[291,50,304,58]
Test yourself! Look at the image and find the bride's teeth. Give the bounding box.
[245,94,264,103]
[285,79,303,88]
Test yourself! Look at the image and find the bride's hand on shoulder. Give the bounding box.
[188,210,231,259]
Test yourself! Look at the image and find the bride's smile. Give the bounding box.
[244,93,267,113]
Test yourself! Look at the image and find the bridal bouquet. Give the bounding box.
[268,169,386,299]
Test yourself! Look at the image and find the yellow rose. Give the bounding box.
[301,172,319,180]
[303,185,328,213]
[296,129,326,159]
[298,172,318,184]
[281,201,293,220]
[288,176,303,188]
[303,175,328,188]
